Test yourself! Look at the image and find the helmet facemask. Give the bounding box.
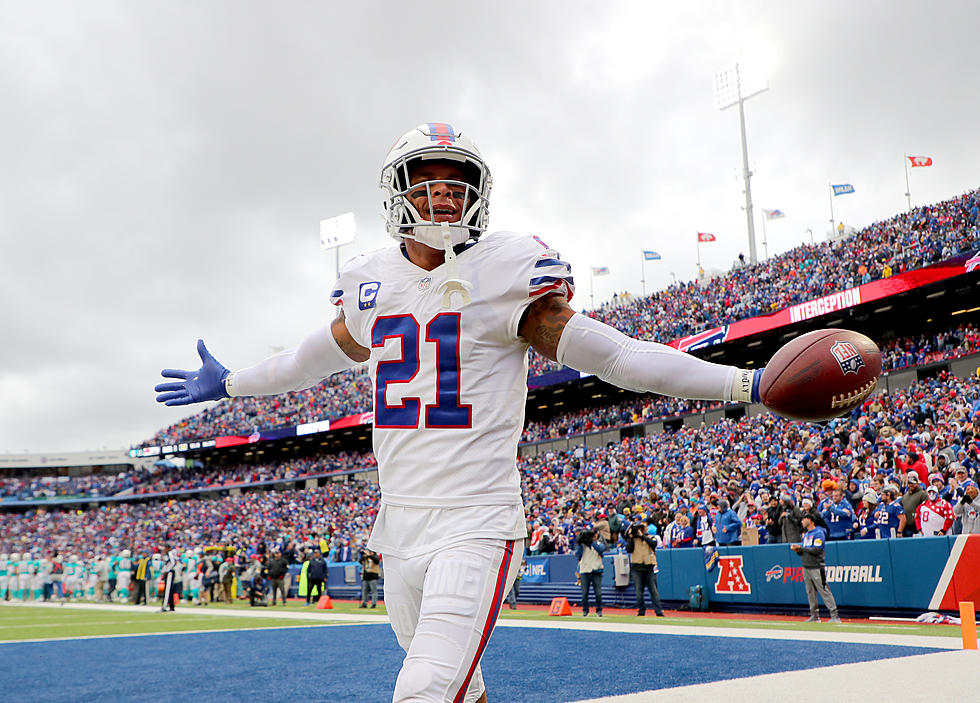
[385,156,489,249]
[380,124,492,309]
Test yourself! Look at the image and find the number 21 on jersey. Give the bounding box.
[371,312,472,429]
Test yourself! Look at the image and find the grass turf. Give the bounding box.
[0,605,359,641]
[200,599,968,639]
[3,599,970,641]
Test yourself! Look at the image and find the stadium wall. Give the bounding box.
[300,536,980,615]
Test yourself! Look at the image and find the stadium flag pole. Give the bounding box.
[760,214,769,260]
[640,252,646,297]
[590,266,594,308]
[828,184,835,238]
[904,155,912,210]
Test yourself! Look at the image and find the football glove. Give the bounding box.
[155,339,230,406]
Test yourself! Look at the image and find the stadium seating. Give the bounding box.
[3,369,977,559]
[134,189,980,449]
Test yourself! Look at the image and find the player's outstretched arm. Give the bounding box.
[519,294,759,403]
[154,313,369,405]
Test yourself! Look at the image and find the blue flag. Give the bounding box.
[831,184,855,196]
[643,250,661,261]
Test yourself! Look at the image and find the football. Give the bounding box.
[758,328,882,422]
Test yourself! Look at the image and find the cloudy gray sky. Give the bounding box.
[2,1,978,453]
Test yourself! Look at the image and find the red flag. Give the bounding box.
[697,232,716,242]
[907,155,933,167]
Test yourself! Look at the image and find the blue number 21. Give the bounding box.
[371,313,472,429]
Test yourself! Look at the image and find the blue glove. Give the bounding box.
[155,339,230,406]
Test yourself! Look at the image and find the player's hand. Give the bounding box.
[155,339,230,406]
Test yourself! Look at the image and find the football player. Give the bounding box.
[155,123,771,703]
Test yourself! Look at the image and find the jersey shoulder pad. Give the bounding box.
[480,231,575,302]
[330,246,395,307]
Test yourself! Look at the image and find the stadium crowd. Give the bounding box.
[0,453,375,502]
[3,372,979,572]
[521,372,980,554]
[136,189,980,449]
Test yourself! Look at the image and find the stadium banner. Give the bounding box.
[529,536,979,612]
[523,556,552,584]
[668,252,976,352]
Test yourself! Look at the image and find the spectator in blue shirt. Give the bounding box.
[713,499,743,546]
[822,489,856,540]
[873,485,906,538]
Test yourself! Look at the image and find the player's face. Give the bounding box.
[407,162,468,224]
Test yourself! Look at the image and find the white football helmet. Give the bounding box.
[0,553,7,561]
[9,553,19,561]
[380,122,492,249]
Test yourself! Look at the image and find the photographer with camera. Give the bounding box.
[575,528,605,617]
[625,522,664,617]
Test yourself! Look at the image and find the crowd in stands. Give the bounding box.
[880,323,979,372]
[136,189,980,449]
[1,481,380,561]
[141,367,372,449]
[4,370,979,562]
[520,372,980,555]
[0,452,375,503]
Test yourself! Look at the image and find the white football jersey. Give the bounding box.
[331,231,574,557]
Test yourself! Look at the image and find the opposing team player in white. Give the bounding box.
[155,123,765,702]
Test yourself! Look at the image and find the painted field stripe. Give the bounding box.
[0,623,341,646]
[929,534,968,610]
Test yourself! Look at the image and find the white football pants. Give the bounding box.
[384,538,524,703]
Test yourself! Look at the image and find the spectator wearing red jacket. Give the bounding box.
[915,486,955,535]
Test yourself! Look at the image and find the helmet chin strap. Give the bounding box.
[435,222,472,309]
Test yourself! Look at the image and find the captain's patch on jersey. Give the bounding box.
[359,281,381,310]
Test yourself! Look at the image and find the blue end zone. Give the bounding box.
[0,625,943,703]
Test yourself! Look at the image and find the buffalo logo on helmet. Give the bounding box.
[830,340,865,375]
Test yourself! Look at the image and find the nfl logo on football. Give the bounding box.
[830,340,865,375]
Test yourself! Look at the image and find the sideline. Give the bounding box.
[2,600,960,650]
[571,649,980,702]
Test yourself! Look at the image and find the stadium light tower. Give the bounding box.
[713,61,768,265]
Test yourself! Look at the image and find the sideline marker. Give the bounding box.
[316,594,334,610]
[548,597,572,616]
[960,601,977,650]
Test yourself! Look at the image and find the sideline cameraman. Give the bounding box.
[625,523,664,617]
[360,548,381,608]
[575,528,605,617]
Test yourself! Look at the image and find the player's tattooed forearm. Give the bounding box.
[332,312,371,363]
[526,294,574,361]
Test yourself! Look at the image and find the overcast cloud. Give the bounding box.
[2,1,978,453]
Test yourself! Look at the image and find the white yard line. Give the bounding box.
[0,623,334,645]
[0,600,390,624]
[2,600,964,650]
[570,649,980,703]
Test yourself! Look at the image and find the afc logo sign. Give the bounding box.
[830,340,865,375]
[715,555,751,595]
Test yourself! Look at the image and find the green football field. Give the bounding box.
[0,600,970,642]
